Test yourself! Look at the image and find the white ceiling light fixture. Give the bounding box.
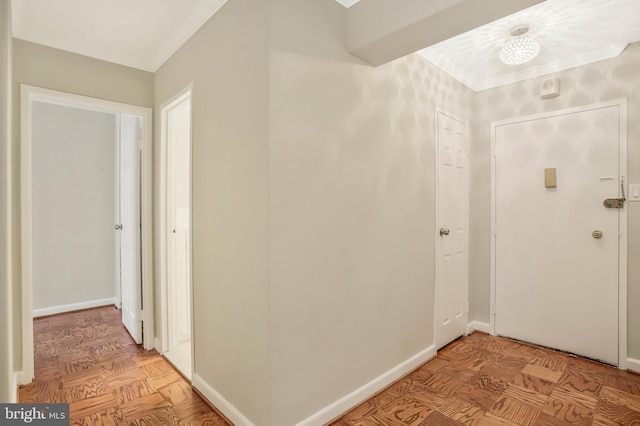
[500,24,540,65]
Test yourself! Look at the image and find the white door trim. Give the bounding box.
[159,85,193,356]
[490,99,628,368]
[434,108,469,350]
[20,85,154,384]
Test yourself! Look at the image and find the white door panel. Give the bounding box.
[119,113,142,344]
[436,112,469,349]
[494,106,619,364]
[164,95,192,378]
[175,207,191,343]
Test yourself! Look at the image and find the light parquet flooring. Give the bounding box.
[19,306,231,426]
[333,332,640,426]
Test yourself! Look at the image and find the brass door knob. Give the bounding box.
[592,230,603,239]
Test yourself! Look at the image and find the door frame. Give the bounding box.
[158,85,193,357]
[434,108,470,350]
[490,99,628,368]
[20,85,154,384]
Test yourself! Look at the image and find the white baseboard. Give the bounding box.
[295,345,437,426]
[467,320,491,335]
[33,297,116,318]
[625,357,640,372]
[192,373,255,426]
[11,371,21,401]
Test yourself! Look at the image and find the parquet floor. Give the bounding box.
[21,308,640,425]
[19,305,230,425]
[333,332,640,425]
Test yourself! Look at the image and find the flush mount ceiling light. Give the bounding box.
[500,25,540,65]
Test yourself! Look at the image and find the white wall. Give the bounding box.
[268,0,472,423]
[154,0,270,423]
[0,0,14,403]
[31,102,116,311]
[469,43,640,358]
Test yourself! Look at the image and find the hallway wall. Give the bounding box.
[469,42,640,359]
[153,0,270,423]
[0,0,14,403]
[269,0,473,423]
[11,39,154,372]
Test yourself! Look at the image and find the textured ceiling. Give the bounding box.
[11,0,228,72]
[418,0,640,91]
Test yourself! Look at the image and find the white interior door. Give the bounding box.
[494,104,621,365]
[168,99,192,349]
[118,113,142,344]
[436,111,469,349]
[164,94,192,378]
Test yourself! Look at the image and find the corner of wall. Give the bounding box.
[293,345,436,426]
[191,374,256,426]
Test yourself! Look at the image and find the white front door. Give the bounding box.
[494,103,623,365]
[118,113,142,344]
[436,111,469,349]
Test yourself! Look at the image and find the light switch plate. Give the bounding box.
[629,184,640,202]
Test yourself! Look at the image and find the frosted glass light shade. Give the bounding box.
[500,37,540,65]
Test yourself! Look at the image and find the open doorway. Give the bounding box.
[160,88,193,379]
[20,85,153,384]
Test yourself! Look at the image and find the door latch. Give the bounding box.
[115,224,123,230]
[603,199,624,209]
[603,176,626,209]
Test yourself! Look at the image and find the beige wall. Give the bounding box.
[31,102,116,311]
[153,0,270,423]
[11,39,154,371]
[269,0,473,423]
[469,43,640,358]
[0,0,14,403]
